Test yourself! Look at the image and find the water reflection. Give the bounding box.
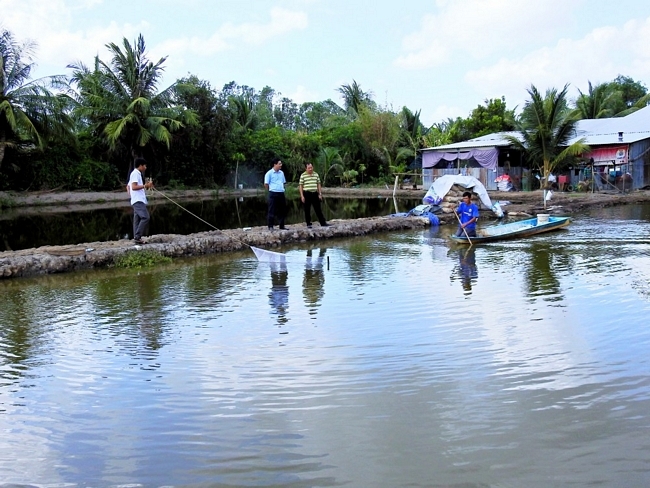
[303,248,326,316]
[3,211,650,486]
[451,247,478,294]
[523,243,565,302]
[268,262,289,326]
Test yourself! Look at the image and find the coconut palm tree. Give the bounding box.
[0,29,72,168]
[337,80,373,116]
[68,34,195,176]
[228,94,258,132]
[574,81,618,119]
[506,84,589,208]
[315,147,344,186]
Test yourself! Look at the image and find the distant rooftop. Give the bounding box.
[422,105,650,152]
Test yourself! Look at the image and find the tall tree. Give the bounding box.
[449,97,515,142]
[574,81,618,119]
[506,84,588,208]
[337,80,373,116]
[606,75,648,110]
[315,147,344,186]
[0,29,72,168]
[68,34,195,178]
[167,76,233,186]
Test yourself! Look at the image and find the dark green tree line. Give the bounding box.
[1,28,648,194]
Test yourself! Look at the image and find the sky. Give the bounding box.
[2,0,650,126]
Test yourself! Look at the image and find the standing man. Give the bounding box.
[454,191,479,238]
[299,163,329,228]
[129,157,154,244]
[264,157,287,230]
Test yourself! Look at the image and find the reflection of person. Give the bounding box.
[264,157,287,230]
[269,262,289,325]
[303,248,326,314]
[129,158,154,244]
[454,191,479,238]
[458,248,478,292]
[299,163,329,228]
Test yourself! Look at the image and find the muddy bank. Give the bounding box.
[3,186,650,280]
[0,216,431,279]
[3,186,649,213]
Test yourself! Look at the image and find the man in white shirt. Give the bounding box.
[128,158,154,244]
[264,157,287,230]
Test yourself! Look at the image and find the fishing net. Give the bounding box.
[152,188,290,263]
[251,246,287,263]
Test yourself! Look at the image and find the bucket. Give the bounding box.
[537,214,550,224]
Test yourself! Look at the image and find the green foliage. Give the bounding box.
[0,29,74,169]
[337,80,375,116]
[574,81,618,119]
[605,75,648,111]
[4,25,648,195]
[575,76,649,120]
[446,97,515,142]
[315,147,344,186]
[506,84,589,184]
[68,34,196,180]
[0,193,16,208]
[114,249,172,268]
[341,169,358,187]
[165,76,233,186]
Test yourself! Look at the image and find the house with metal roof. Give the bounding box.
[421,105,650,192]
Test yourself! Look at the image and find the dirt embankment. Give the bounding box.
[2,186,650,280]
[3,186,650,214]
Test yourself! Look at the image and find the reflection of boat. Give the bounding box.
[450,216,571,244]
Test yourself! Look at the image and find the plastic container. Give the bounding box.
[537,214,550,224]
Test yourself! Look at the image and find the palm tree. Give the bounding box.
[228,94,258,132]
[506,84,588,208]
[0,29,72,168]
[337,80,373,116]
[68,34,195,177]
[574,81,618,119]
[316,147,344,186]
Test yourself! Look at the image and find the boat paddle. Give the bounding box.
[454,209,473,247]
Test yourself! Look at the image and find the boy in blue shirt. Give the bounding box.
[455,191,479,237]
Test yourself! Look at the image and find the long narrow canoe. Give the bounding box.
[449,216,571,244]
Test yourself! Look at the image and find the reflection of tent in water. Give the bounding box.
[422,175,504,218]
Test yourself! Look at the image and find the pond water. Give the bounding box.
[1,207,650,487]
[0,196,421,251]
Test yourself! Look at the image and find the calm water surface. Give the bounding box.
[1,207,650,486]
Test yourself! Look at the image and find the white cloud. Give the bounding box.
[465,16,650,110]
[1,0,147,74]
[154,7,308,59]
[395,0,581,69]
[287,85,319,104]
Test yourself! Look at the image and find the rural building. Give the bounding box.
[421,105,650,192]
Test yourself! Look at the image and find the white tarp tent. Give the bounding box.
[423,175,504,218]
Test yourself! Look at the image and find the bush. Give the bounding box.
[114,249,172,268]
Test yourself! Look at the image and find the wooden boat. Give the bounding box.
[449,215,571,244]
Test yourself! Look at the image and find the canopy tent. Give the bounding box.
[422,148,499,170]
[423,175,504,217]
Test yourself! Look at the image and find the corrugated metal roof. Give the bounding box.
[422,105,650,152]
[422,131,523,152]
